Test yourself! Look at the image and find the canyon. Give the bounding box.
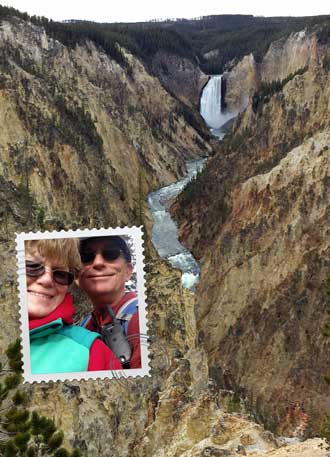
[0,11,330,457]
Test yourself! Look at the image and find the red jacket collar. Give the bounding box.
[29,293,75,330]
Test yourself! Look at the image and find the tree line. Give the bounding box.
[1,5,330,75]
[0,5,195,69]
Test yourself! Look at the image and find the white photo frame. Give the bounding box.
[15,226,150,383]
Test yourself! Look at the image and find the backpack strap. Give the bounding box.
[116,296,138,335]
[80,296,138,335]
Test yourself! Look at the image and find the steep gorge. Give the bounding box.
[0,16,214,456]
[0,15,213,346]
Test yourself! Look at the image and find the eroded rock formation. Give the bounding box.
[0,15,212,366]
[148,50,209,108]
[224,54,258,113]
[223,31,319,115]
[0,17,211,235]
[173,29,330,435]
[0,16,213,456]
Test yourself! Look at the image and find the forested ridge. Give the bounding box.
[1,4,330,74]
[165,14,330,72]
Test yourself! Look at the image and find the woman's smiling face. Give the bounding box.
[26,250,69,319]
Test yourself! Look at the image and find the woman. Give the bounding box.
[26,238,121,374]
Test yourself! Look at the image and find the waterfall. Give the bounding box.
[200,75,223,129]
[200,75,236,134]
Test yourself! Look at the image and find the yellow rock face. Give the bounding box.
[0,18,211,233]
[172,30,330,436]
[249,438,328,457]
[224,31,319,116]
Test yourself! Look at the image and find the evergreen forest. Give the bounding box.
[1,5,330,73]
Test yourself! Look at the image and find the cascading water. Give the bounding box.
[200,74,237,137]
[200,74,223,129]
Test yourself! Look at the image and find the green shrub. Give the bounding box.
[0,340,80,457]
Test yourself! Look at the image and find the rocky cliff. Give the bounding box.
[172,28,330,435]
[223,53,258,113]
[148,50,209,108]
[0,15,214,456]
[0,14,213,357]
[0,17,211,237]
[224,30,318,114]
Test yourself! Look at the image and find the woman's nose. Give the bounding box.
[36,268,54,286]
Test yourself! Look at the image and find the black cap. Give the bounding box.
[80,236,131,263]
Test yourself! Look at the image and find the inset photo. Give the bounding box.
[16,227,149,383]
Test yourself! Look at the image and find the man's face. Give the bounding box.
[78,239,133,306]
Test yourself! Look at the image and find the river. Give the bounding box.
[147,159,205,290]
[147,75,235,290]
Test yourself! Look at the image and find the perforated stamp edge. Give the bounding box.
[15,226,150,383]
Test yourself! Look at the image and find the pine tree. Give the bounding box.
[0,340,80,457]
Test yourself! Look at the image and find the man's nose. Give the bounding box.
[92,252,106,267]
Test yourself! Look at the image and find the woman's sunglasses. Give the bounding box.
[25,261,74,286]
[80,247,122,264]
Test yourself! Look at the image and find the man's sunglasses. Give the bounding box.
[80,247,122,264]
[25,261,74,286]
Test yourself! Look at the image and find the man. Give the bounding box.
[77,235,141,369]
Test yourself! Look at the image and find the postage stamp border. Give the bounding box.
[15,226,150,383]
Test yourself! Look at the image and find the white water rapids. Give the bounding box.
[148,160,205,290]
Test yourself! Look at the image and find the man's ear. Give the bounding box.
[125,263,133,282]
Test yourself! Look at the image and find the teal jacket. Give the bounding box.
[30,318,99,374]
[29,294,121,374]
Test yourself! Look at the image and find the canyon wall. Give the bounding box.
[223,53,258,113]
[0,16,214,456]
[224,31,318,114]
[148,50,209,108]
[0,17,211,237]
[173,29,330,434]
[0,15,212,346]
